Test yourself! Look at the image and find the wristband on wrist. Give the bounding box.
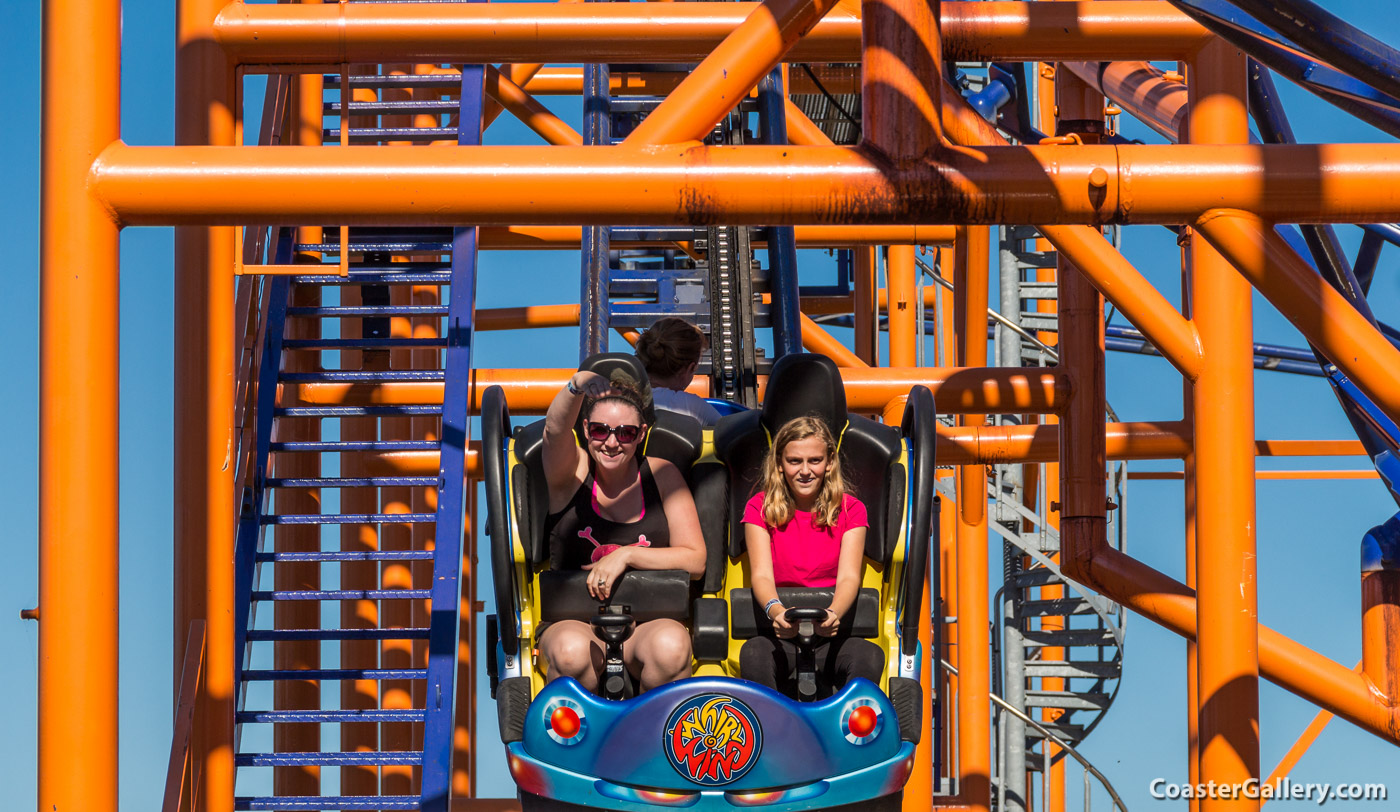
[566,378,583,396]
[763,598,783,618]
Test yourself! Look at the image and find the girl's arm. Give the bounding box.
[819,525,867,636]
[542,370,610,504]
[746,522,795,638]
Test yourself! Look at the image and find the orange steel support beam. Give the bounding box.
[1063,60,1187,141]
[277,366,1065,414]
[887,246,918,366]
[483,66,583,146]
[174,0,238,808]
[626,0,843,146]
[211,2,1211,64]
[861,0,942,160]
[854,247,878,364]
[91,141,1400,227]
[937,420,1190,465]
[516,66,863,97]
[1362,572,1400,709]
[1196,211,1400,433]
[38,0,121,808]
[800,313,869,367]
[953,225,991,812]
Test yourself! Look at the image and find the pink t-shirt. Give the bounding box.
[742,492,868,587]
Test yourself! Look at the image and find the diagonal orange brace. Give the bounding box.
[483,65,582,146]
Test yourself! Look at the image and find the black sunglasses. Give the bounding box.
[585,421,642,444]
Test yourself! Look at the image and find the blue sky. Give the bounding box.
[5,0,1399,808]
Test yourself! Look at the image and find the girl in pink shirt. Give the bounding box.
[739,416,883,697]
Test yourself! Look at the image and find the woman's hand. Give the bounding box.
[582,546,631,601]
[571,370,612,399]
[770,608,797,639]
[817,607,841,637]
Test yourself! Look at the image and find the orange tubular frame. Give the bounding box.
[35,1,1400,811]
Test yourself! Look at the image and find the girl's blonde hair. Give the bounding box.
[760,415,848,529]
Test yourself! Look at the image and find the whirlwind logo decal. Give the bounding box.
[663,695,762,785]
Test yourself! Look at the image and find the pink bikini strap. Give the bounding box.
[590,471,645,520]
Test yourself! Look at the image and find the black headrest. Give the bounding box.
[760,353,846,437]
[579,352,656,425]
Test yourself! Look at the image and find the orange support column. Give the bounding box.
[861,0,942,160]
[953,225,991,812]
[174,0,237,808]
[1188,41,1260,810]
[854,247,879,365]
[887,246,918,367]
[38,0,121,809]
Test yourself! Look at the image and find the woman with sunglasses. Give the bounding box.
[538,370,707,693]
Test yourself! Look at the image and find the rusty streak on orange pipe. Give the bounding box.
[626,0,843,146]
[93,141,1400,227]
[1197,211,1400,434]
[277,366,1065,415]
[212,2,1209,64]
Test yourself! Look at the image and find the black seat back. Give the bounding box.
[714,354,904,564]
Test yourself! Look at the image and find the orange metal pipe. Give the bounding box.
[277,366,1066,415]
[39,0,121,808]
[887,246,919,366]
[483,66,583,146]
[625,0,843,146]
[800,313,868,367]
[483,63,544,130]
[1189,45,1261,808]
[1196,211,1400,433]
[475,304,580,331]
[937,420,1190,464]
[861,0,942,160]
[854,247,878,364]
[1062,60,1187,142]
[1361,573,1400,704]
[212,2,1210,64]
[90,141,1400,227]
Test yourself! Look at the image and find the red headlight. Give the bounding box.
[848,705,878,738]
[544,699,586,745]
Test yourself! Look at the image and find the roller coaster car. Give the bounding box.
[484,353,939,812]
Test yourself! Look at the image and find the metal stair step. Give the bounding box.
[1018,313,1059,330]
[246,627,431,642]
[1023,722,1087,743]
[269,441,441,453]
[1025,690,1112,711]
[1023,660,1122,680]
[1019,598,1097,617]
[235,751,424,767]
[251,589,432,601]
[282,338,448,350]
[256,550,435,563]
[236,795,420,810]
[1021,628,1117,647]
[242,668,428,681]
[278,371,446,384]
[237,709,426,724]
[328,99,459,116]
[290,272,451,286]
[274,406,443,418]
[260,512,437,526]
[1010,569,1065,588]
[297,242,451,254]
[1018,281,1058,299]
[286,305,449,317]
[267,476,439,489]
[324,127,458,143]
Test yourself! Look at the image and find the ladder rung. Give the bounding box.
[241,668,428,681]
[236,709,426,724]
[290,273,451,286]
[279,371,445,384]
[246,627,431,642]
[236,795,421,810]
[235,751,423,767]
[260,512,437,525]
[256,551,435,563]
[274,406,443,418]
[287,305,449,317]
[252,589,432,601]
[269,441,441,453]
[267,477,439,489]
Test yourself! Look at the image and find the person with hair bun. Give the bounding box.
[739,415,884,698]
[636,317,722,426]
[537,369,706,692]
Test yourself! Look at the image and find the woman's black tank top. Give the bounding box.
[545,459,671,571]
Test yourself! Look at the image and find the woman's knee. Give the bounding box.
[644,622,694,675]
[542,627,598,677]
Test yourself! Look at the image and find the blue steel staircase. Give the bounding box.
[230,66,484,812]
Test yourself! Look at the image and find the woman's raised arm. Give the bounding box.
[541,370,610,496]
